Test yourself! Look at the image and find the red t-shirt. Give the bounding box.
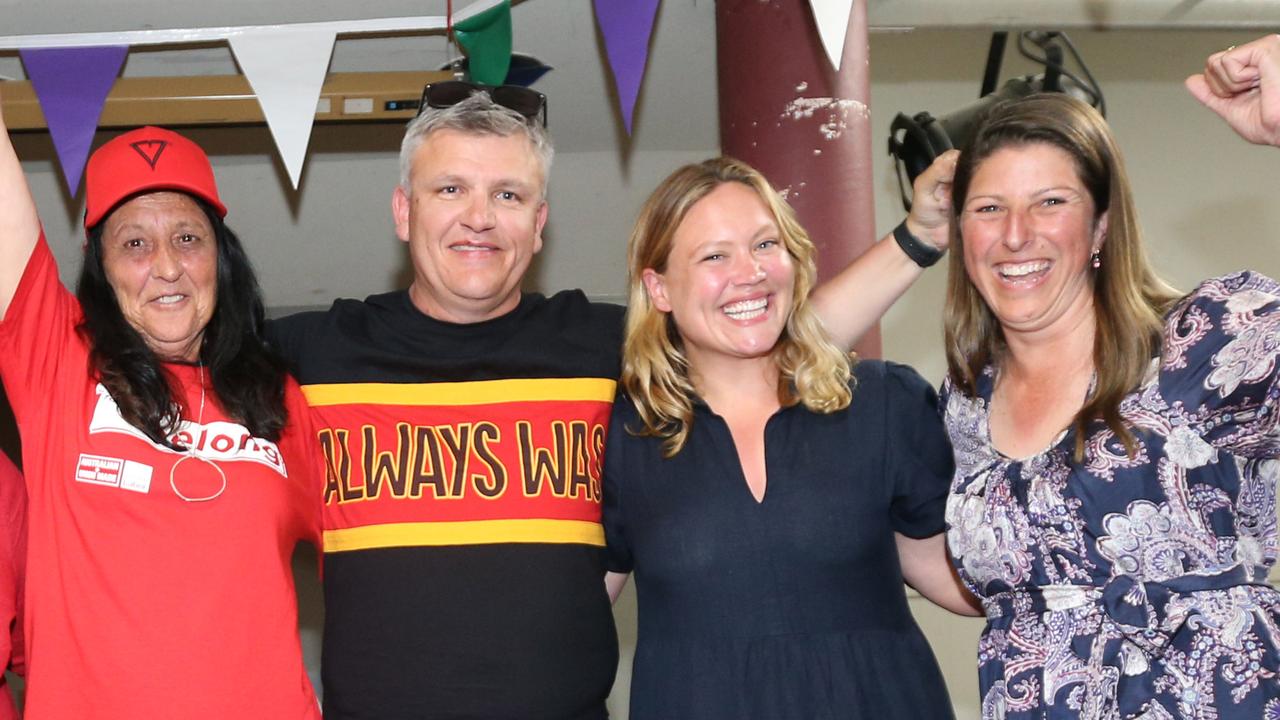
[0,450,25,720]
[0,236,322,719]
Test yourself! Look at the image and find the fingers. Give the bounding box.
[1201,37,1273,99]
[926,149,958,208]
[930,148,959,182]
[1189,35,1280,146]
[913,149,959,202]
[905,149,959,250]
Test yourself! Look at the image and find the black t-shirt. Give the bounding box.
[271,290,624,720]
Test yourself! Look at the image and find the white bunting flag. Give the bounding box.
[230,28,335,188]
[808,0,855,71]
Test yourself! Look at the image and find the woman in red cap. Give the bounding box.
[0,94,322,717]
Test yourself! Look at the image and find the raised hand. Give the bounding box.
[1186,35,1280,147]
[904,149,959,251]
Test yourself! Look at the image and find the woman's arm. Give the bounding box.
[1186,34,1280,147]
[0,86,42,321]
[605,571,630,604]
[895,531,982,617]
[809,150,958,349]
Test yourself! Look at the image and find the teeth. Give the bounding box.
[155,295,185,304]
[999,261,1049,278]
[724,298,767,320]
[453,244,494,252]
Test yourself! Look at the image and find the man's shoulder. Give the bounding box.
[268,291,409,370]
[531,289,624,333]
[273,291,405,330]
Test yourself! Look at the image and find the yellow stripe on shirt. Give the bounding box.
[302,377,617,407]
[324,518,606,552]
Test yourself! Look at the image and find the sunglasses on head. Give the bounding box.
[419,81,548,127]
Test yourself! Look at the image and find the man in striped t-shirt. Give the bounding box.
[270,89,621,720]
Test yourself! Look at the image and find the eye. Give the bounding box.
[1041,196,1066,207]
[123,237,146,249]
[496,190,519,202]
[701,252,725,262]
[439,185,460,195]
[973,204,1000,214]
[756,238,780,251]
[177,233,199,244]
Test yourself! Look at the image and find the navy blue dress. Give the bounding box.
[604,360,957,720]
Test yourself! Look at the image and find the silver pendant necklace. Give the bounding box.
[168,363,227,502]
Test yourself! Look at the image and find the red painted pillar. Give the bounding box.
[716,0,879,357]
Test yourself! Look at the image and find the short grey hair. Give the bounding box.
[399,91,554,199]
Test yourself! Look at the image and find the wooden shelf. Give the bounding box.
[1,70,453,130]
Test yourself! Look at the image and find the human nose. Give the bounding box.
[1002,207,1031,252]
[151,242,183,281]
[732,253,766,284]
[461,194,496,231]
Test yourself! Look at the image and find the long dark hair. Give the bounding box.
[77,196,289,447]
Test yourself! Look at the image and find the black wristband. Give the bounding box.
[892,220,945,268]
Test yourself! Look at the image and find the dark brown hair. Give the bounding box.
[945,94,1181,459]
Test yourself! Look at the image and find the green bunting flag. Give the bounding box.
[455,0,513,85]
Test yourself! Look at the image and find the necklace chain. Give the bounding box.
[169,363,226,503]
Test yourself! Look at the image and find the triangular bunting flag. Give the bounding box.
[505,54,553,88]
[591,0,659,135]
[808,0,855,71]
[230,28,335,189]
[455,1,513,86]
[20,46,127,194]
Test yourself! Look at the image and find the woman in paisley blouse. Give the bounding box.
[941,37,1280,719]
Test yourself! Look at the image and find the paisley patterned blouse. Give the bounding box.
[943,272,1280,720]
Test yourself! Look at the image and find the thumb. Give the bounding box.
[1185,74,1230,116]
[1185,74,1212,105]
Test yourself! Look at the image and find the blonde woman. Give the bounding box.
[603,157,978,720]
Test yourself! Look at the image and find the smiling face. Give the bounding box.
[959,142,1107,343]
[642,182,796,373]
[100,191,218,362]
[393,129,549,324]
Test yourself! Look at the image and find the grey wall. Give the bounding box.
[5,15,1280,720]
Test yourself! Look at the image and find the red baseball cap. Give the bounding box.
[83,126,228,230]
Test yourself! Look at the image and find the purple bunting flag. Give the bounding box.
[592,0,660,135]
[20,46,128,194]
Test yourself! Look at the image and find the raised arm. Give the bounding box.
[810,150,958,349]
[1186,34,1280,147]
[0,86,42,320]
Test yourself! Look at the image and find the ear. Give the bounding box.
[532,200,549,254]
[642,268,671,313]
[1091,210,1109,255]
[392,186,411,243]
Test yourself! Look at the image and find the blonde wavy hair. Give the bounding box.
[945,93,1182,459]
[622,156,853,457]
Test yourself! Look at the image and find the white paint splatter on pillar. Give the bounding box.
[780,97,870,142]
